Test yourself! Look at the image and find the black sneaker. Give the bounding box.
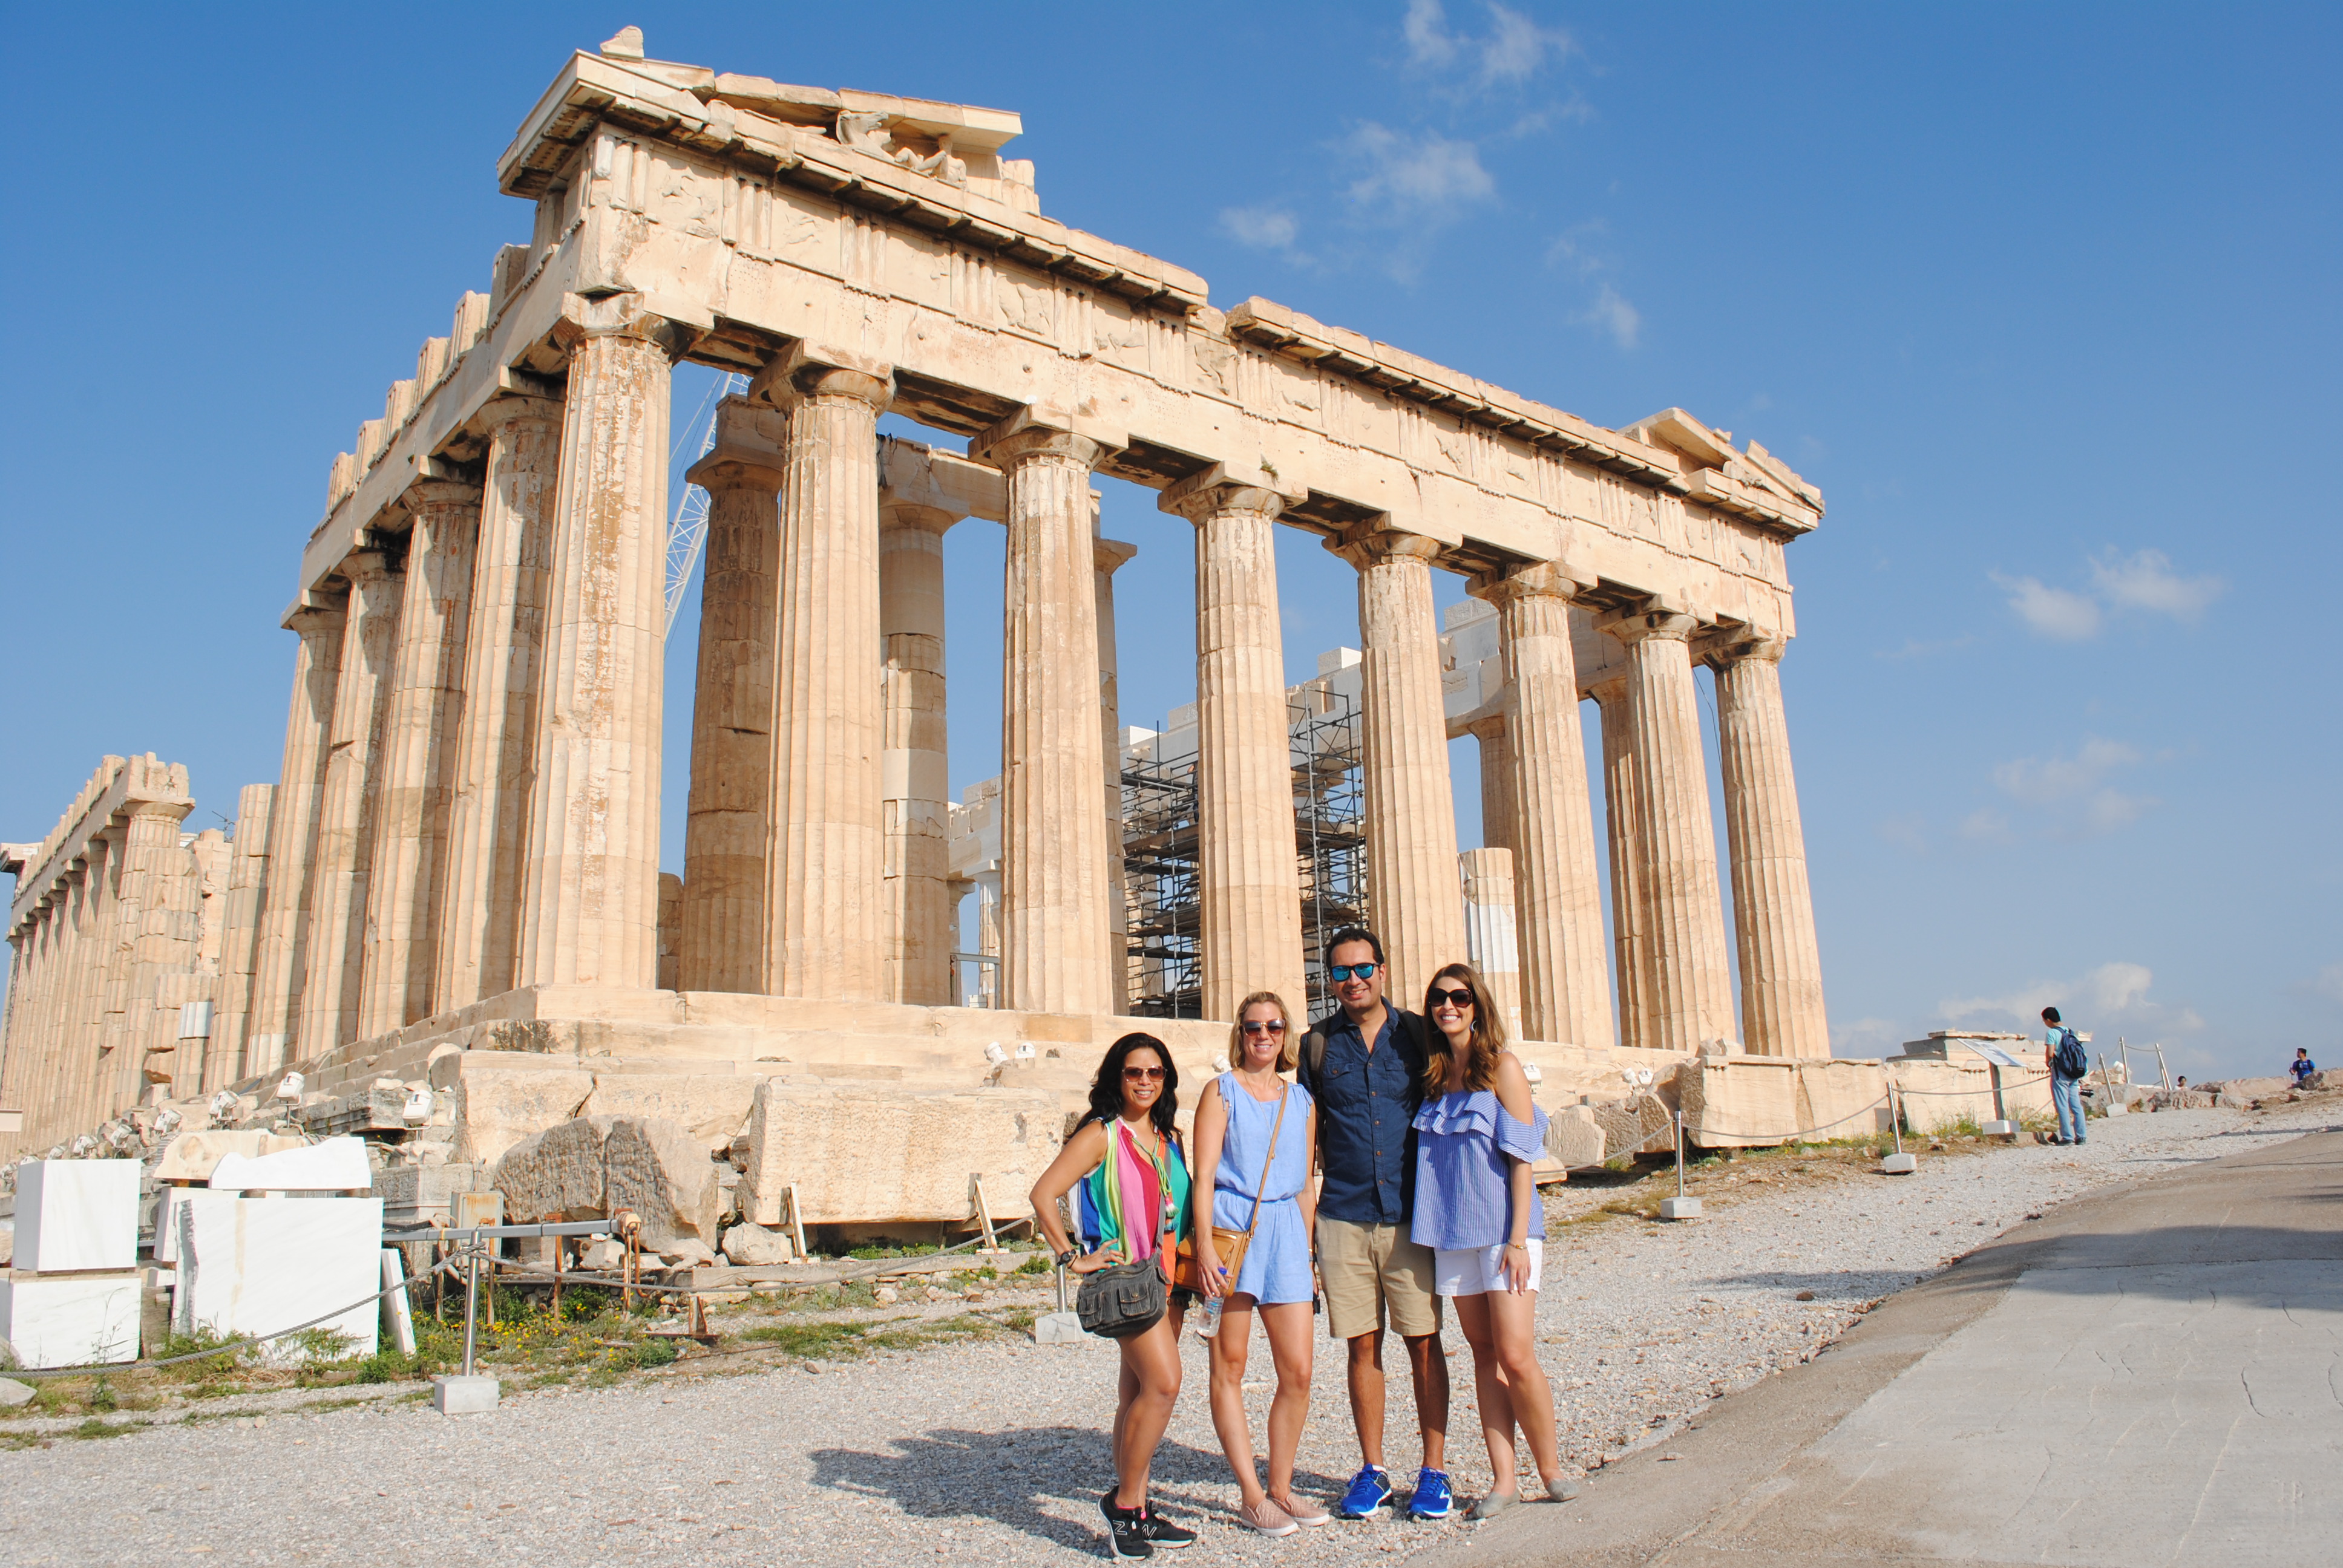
[1101,1492,1155,1560]
[1140,1505,1198,1549]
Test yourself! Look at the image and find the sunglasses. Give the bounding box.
[1429,987,1476,1008]
[1122,1065,1166,1081]
[1241,1019,1287,1036]
[1329,962,1378,981]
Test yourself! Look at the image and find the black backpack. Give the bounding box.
[2053,1028,2089,1080]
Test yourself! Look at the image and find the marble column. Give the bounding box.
[1479,564,1614,1050]
[678,403,786,994]
[759,347,893,1002]
[208,782,272,1086]
[879,497,958,1005]
[358,480,479,1039]
[1710,638,1829,1058]
[516,296,685,990]
[1459,847,1524,1041]
[435,396,563,1010]
[1604,609,1735,1053]
[1590,677,1650,1051]
[1095,529,1136,1013]
[1331,523,1466,1006]
[246,605,344,1073]
[975,871,1001,1008]
[301,550,404,1056]
[1469,716,1516,855]
[71,831,122,1133]
[972,417,1118,1016]
[1164,471,1306,1020]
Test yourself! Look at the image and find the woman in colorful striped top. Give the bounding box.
[1031,1032,1198,1558]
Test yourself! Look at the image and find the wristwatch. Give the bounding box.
[1056,1247,1080,1269]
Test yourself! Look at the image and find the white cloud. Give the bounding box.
[1403,0,1460,67]
[1941,961,2203,1039]
[1959,808,2013,844]
[1574,283,1640,350]
[1993,737,2140,805]
[2082,788,2154,834]
[1404,0,1573,85]
[2091,548,2224,622]
[1993,572,2102,640]
[1346,123,1496,226]
[1220,206,1301,253]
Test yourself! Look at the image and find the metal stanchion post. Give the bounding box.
[1881,1082,1918,1174]
[1659,1110,1702,1219]
[432,1236,500,1416]
[462,1246,479,1376]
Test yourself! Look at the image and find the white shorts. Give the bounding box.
[1433,1237,1544,1298]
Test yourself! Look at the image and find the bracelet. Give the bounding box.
[1505,1241,1529,1251]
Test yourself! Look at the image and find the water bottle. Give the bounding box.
[1196,1272,1227,1338]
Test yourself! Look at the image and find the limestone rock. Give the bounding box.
[1544,1103,1605,1168]
[657,1238,717,1269]
[1590,1093,1674,1158]
[738,1080,1063,1226]
[0,1377,31,1407]
[579,1238,626,1270]
[580,1074,756,1155]
[721,1221,794,1266]
[2200,1076,2289,1102]
[605,1117,723,1252]
[450,1065,595,1169]
[152,1130,307,1184]
[493,1116,618,1222]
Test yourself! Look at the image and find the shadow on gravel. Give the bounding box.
[1700,1269,1931,1299]
[808,1425,1351,1549]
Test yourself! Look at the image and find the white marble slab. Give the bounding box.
[206,1136,372,1194]
[174,1194,383,1363]
[16,1160,140,1272]
[0,1272,139,1367]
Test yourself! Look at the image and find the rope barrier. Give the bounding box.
[1895,1071,2051,1097]
[1683,1091,1894,1145]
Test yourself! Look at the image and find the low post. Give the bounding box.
[1982,1063,2017,1138]
[431,1241,500,1414]
[1880,1080,1918,1174]
[1659,1111,1702,1220]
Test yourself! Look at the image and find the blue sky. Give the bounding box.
[2,3,2335,1080]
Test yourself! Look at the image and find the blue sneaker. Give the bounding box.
[1407,1468,1455,1521]
[1335,1465,1392,1519]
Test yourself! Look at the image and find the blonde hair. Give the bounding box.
[1228,991,1297,1073]
[1421,962,1506,1096]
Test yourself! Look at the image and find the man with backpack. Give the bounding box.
[2043,1006,2089,1145]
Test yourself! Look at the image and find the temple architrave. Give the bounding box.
[1,30,1833,1193]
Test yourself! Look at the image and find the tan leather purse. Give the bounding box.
[1176,1083,1289,1295]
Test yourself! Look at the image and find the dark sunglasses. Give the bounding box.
[1429,987,1476,1008]
[1329,962,1378,981]
[1122,1065,1166,1081]
[1241,1019,1288,1036]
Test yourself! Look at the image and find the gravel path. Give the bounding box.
[5,1101,2333,1566]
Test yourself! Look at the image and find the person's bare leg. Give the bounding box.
[1112,1356,1138,1481]
[1114,1315,1185,1511]
[1404,1330,1451,1471]
[1345,1328,1388,1469]
[1454,1293,1519,1492]
[1258,1301,1315,1502]
[1486,1287,1560,1485]
[1208,1296,1267,1507]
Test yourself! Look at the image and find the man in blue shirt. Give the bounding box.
[2042,1005,2086,1145]
[1298,928,1452,1521]
[2291,1048,2318,1088]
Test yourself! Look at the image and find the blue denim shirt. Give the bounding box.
[1305,1009,1422,1226]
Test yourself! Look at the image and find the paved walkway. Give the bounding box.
[1434,1125,2343,1568]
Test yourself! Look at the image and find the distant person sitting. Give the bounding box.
[2291,1048,2318,1088]
[2042,1007,2088,1146]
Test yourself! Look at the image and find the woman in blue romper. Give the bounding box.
[1190,990,1328,1536]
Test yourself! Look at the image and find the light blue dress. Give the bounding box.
[1208,1073,1316,1305]
[1410,1089,1549,1252]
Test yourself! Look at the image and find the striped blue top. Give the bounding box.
[1409,1089,1548,1252]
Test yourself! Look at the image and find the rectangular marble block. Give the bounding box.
[174,1194,384,1362]
[16,1160,140,1273]
[0,1272,139,1367]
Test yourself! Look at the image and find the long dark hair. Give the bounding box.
[1087,1031,1181,1142]
[1421,961,1506,1097]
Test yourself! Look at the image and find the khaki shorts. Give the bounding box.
[1316,1217,1443,1341]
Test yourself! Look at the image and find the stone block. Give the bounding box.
[1879,1152,1918,1175]
[1680,1056,1893,1149]
[492,1116,618,1223]
[0,1377,33,1406]
[432,1374,499,1413]
[721,1221,793,1266]
[1544,1103,1605,1168]
[580,1073,755,1154]
[1033,1310,1097,1344]
[372,1163,482,1225]
[174,1193,382,1362]
[738,1080,1064,1226]
[448,1063,595,1168]
[152,1131,307,1183]
[1589,1093,1674,1158]
[208,1135,372,1192]
[0,1272,140,1367]
[1658,1196,1702,1220]
[603,1117,723,1252]
[2201,1076,2289,1101]
[16,1160,140,1273]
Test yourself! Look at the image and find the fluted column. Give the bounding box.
[879,498,959,1005]
[1095,530,1136,1013]
[678,402,786,994]
[1604,609,1734,1053]
[435,396,563,1010]
[1590,678,1650,1050]
[1164,471,1306,1020]
[972,417,1118,1016]
[209,782,272,1086]
[1478,565,1614,1050]
[1330,523,1466,1005]
[358,480,479,1038]
[1469,716,1516,855]
[1711,638,1829,1057]
[517,296,686,990]
[247,606,344,1073]
[70,831,122,1132]
[758,347,893,1002]
[300,550,403,1056]
[1459,848,1524,1040]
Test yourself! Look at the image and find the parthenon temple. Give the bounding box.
[1,31,1850,1224]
